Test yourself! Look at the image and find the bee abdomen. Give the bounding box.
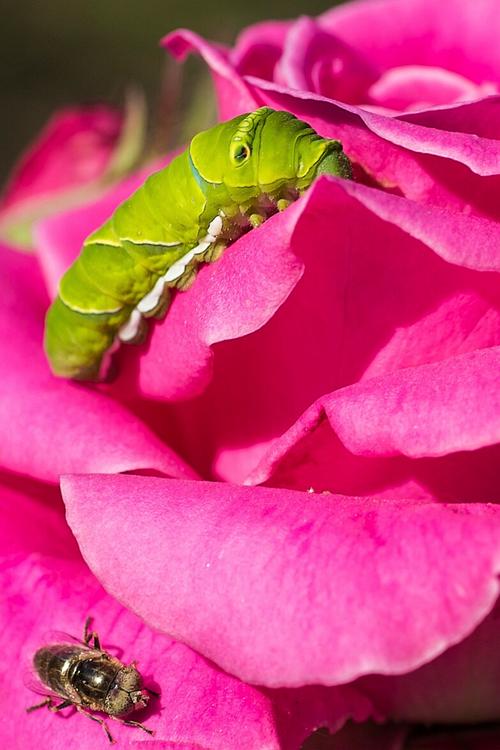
[33,647,52,684]
[34,645,82,696]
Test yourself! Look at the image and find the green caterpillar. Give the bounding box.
[44,107,352,381]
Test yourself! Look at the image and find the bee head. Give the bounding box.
[105,665,149,716]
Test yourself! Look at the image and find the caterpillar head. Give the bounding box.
[189,107,351,201]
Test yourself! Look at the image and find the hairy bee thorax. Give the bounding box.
[104,665,147,716]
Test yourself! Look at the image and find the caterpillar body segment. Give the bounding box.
[44,107,352,380]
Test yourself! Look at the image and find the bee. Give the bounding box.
[26,617,157,743]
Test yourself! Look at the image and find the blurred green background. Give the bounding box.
[1,0,343,184]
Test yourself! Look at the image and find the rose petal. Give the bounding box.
[320,0,500,87]
[359,598,500,723]
[274,16,377,104]
[63,474,500,688]
[316,347,500,458]
[302,721,408,750]
[0,370,196,483]
[247,346,500,495]
[163,30,258,119]
[401,96,500,140]
[1,106,121,208]
[369,66,494,111]
[0,473,76,558]
[0,243,196,482]
[335,175,500,271]
[231,20,292,80]
[0,106,123,249]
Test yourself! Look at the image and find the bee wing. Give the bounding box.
[41,628,86,646]
[23,629,85,704]
[23,668,64,700]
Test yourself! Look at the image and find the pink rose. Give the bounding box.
[2,1,500,747]
[215,0,500,112]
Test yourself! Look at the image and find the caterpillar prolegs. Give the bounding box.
[44,107,352,381]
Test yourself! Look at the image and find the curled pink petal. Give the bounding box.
[359,598,500,723]
[400,95,500,139]
[369,65,495,111]
[300,347,500,458]
[162,30,258,119]
[231,20,291,80]
[63,474,500,688]
[320,0,500,87]
[335,176,500,271]
[247,346,500,491]
[242,78,500,177]
[274,16,377,103]
[322,347,500,458]
[0,243,196,482]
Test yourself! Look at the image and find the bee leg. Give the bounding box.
[110,716,154,736]
[83,616,101,650]
[26,697,53,713]
[49,700,73,712]
[27,697,72,714]
[75,705,115,744]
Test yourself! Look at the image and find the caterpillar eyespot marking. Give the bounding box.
[44,107,352,381]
